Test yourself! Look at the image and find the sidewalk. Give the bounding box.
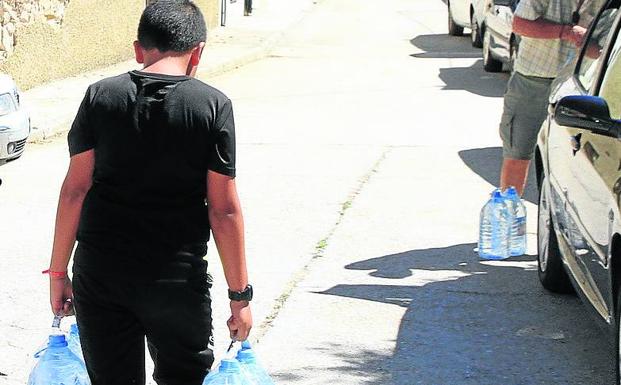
[24,0,318,142]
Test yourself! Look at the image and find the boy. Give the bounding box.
[46,1,252,384]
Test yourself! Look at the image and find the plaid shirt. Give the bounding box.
[514,0,605,78]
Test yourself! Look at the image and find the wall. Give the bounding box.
[0,0,221,90]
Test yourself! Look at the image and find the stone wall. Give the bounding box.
[0,0,222,90]
[0,0,70,58]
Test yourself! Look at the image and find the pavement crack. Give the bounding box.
[253,147,392,342]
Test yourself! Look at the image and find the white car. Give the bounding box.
[448,0,491,48]
[0,75,29,164]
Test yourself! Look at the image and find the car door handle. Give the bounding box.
[571,134,582,155]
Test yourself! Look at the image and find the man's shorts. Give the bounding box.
[499,71,554,160]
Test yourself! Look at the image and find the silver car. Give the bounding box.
[534,1,621,380]
[0,75,29,163]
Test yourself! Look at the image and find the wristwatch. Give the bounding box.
[228,284,253,301]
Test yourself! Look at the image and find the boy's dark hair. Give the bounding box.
[138,0,207,52]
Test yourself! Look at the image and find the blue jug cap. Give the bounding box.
[236,349,257,363]
[491,190,503,200]
[48,334,68,348]
[505,186,518,197]
[219,359,241,372]
[70,324,79,335]
[241,340,252,350]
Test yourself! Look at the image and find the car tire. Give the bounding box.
[471,13,483,48]
[537,174,574,293]
[483,28,503,72]
[448,3,464,36]
[508,37,518,73]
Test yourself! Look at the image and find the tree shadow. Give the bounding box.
[459,146,539,204]
[318,244,615,385]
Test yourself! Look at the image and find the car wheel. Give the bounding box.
[508,37,518,73]
[483,28,503,72]
[471,13,483,48]
[537,174,573,293]
[448,3,464,36]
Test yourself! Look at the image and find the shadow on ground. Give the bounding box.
[410,34,480,59]
[410,34,509,97]
[318,244,614,385]
[458,146,539,204]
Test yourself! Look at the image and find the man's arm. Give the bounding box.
[207,170,252,341]
[49,149,94,315]
[513,16,586,46]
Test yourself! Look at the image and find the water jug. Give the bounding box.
[503,186,527,256]
[27,334,90,385]
[203,359,245,385]
[68,323,85,362]
[237,349,275,385]
[478,189,511,260]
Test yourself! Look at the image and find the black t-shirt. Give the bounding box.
[68,71,236,275]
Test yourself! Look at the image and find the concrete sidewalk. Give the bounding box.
[24,0,318,142]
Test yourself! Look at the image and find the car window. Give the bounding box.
[600,23,621,118]
[0,93,16,116]
[576,5,619,92]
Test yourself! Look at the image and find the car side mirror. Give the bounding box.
[554,95,621,138]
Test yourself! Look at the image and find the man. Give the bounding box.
[499,0,604,195]
[46,2,252,384]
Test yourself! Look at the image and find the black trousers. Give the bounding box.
[72,250,214,385]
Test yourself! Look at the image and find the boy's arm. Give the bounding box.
[207,170,252,341]
[49,149,95,315]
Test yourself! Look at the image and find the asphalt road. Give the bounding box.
[0,0,616,384]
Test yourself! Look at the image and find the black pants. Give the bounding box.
[72,252,214,385]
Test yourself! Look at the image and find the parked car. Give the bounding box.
[0,75,29,164]
[534,0,621,380]
[481,0,520,72]
[447,0,489,48]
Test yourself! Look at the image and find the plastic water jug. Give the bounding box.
[27,334,90,385]
[478,189,511,260]
[203,359,246,385]
[238,341,256,359]
[237,349,275,385]
[68,323,85,362]
[503,186,527,256]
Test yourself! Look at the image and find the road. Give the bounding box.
[0,0,616,384]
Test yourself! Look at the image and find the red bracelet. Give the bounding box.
[42,269,68,279]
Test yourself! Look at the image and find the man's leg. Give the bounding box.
[501,158,530,196]
[73,271,146,385]
[499,72,552,195]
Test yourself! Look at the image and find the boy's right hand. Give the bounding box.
[50,276,74,316]
[227,300,252,342]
